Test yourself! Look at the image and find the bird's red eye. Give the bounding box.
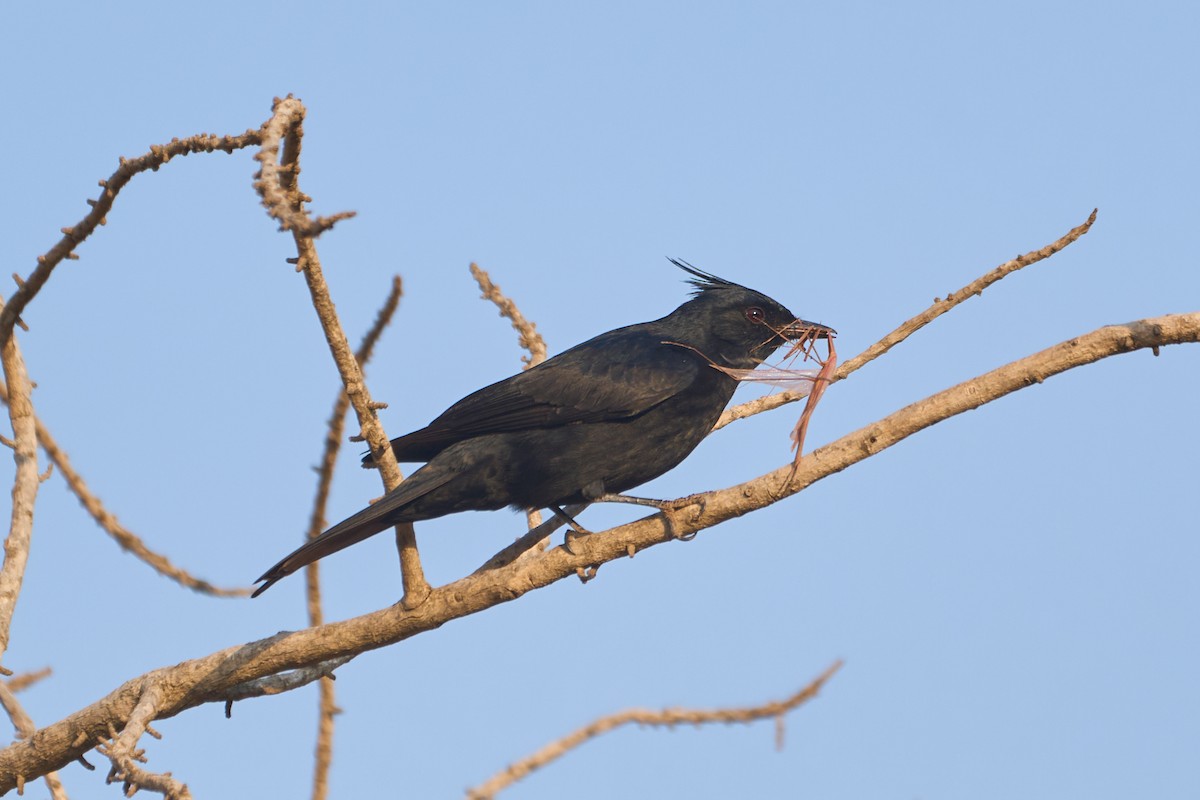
[745,307,765,323]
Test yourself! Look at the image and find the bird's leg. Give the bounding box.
[551,505,594,554]
[595,492,707,540]
[594,493,675,510]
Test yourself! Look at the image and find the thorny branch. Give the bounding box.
[0,683,66,800]
[0,130,263,352]
[3,311,1195,793]
[96,684,190,800]
[469,263,548,368]
[469,263,549,532]
[0,380,249,596]
[714,209,1098,431]
[254,96,429,607]
[0,128,269,631]
[252,100,355,237]
[466,660,843,799]
[303,276,402,800]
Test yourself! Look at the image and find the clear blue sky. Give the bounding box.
[3,2,1197,798]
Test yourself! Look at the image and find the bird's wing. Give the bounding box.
[384,328,702,461]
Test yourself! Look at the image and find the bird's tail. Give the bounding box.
[252,465,456,597]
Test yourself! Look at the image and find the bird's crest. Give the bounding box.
[668,258,749,296]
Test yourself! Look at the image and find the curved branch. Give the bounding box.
[1,312,1193,793]
[715,209,1098,431]
[0,389,249,597]
[253,96,355,237]
[0,130,263,351]
[254,96,427,606]
[466,660,842,799]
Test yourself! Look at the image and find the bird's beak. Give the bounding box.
[779,319,836,341]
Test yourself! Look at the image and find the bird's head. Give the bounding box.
[663,259,835,370]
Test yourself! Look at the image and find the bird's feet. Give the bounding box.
[595,493,707,540]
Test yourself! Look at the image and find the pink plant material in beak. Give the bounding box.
[789,334,836,463]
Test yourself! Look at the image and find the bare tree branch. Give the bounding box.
[4,667,50,694]
[96,685,190,800]
[302,276,402,800]
[715,208,1098,431]
[0,311,38,669]
[253,96,429,607]
[2,312,1193,792]
[0,683,67,800]
[466,660,843,799]
[469,262,548,368]
[0,130,263,352]
[0,381,249,596]
[252,96,355,237]
[469,262,549,532]
[473,503,584,574]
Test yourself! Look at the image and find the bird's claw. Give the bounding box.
[563,527,593,556]
[666,494,707,540]
[551,505,593,555]
[595,492,708,540]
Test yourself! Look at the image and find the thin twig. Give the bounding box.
[0,130,263,352]
[303,276,401,800]
[0,125,272,604]
[466,660,842,799]
[469,263,549,532]
[714,209,1098,430]
[469,263,548,368]
[0,380,249,596]
[5,666,51,693]
[0,683,68,800]
[1,314,1195,790]
[0,304,38,669]
[473,503,585,574]
[253,96,429,607]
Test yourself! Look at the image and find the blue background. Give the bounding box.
[2,2,1197,798]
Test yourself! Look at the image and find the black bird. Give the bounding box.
[253,262,832,596]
